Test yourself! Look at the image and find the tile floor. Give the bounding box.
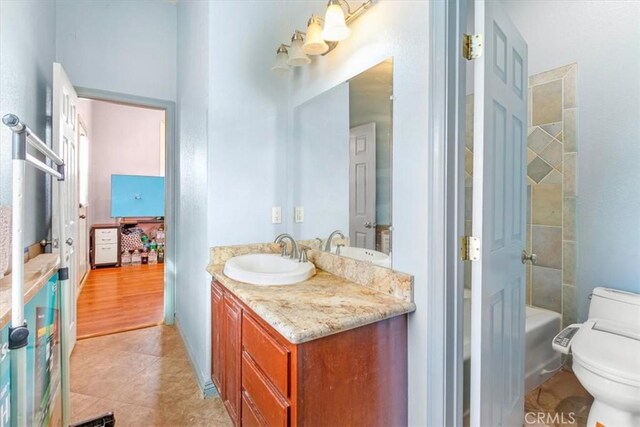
[524,368,593,427]
[70,325,233,426]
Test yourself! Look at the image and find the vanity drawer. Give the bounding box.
[241,353,289,427]
[94,228,118,244]
[94,243,118,265]
[242,313,290,397]
[241,392,266,427]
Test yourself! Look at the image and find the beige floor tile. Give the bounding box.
[70,392,101,422]
[524,369,592,427]
[71,325,231,426]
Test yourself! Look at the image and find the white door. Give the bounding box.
[53,63,79,353]
[349,123,376,249]
[470,1,528,426]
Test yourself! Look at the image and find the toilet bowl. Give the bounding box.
[570,319,640,427]
[558,288,640,427]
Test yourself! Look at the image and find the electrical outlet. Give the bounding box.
[294,206,304,223]
[272,206,282,224]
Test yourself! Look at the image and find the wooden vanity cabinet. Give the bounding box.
[211,280,408,427]
[211,282,243,426]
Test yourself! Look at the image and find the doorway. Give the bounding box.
[459,1,639,426]
[74,97,169,338]
[72,88,177,340]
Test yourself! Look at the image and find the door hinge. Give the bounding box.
[461,236,480,261]
[463,33,483,60]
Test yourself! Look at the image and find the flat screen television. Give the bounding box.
[110,174,164,218]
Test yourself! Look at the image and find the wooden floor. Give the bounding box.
[77,264,164,339]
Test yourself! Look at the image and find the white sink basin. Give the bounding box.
[333,246,391,268]
[223,253,316,286]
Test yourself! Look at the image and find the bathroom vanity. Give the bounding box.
[208,243,415,427]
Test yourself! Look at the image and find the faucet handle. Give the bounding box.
[299,247,310,263]
[336,243,345,255]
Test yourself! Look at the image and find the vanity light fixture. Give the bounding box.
[271,0,373,72]
[272,45,291,72]
[322,0,351,41]
[287,31,312,66]
[302,16,329,55]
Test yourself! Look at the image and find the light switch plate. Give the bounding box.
[294,206,304,223]
[272,207,282,224]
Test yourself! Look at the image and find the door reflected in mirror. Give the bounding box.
[291,58,393,267]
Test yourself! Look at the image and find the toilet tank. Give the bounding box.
[588,287,640,326]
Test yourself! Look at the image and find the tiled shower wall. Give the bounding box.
[527,64,577,327]
[464,63,578,327]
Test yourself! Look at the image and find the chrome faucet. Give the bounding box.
[324,230,346,252]
[314,237,323,250]
[274,233,299,260]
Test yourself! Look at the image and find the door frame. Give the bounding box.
[425,0,467,426]
[74,86,177,325]
[76,117,89,287]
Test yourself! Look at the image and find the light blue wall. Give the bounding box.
[56,0,177,101]
[207,1,290,247]
[176,0,290,393]
[175,0,211,391]
[292,83,350,240]
[0,0,56,247]
[504,1,640,320]
[173,0,291,391]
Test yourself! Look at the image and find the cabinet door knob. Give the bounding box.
[66,238,74,246]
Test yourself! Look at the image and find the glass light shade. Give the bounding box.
[302,17,329,55]
[287,38,311,66]
[272,50,291,72]
[322,3,351,42]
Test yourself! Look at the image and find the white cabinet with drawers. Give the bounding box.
[90,224,120,268]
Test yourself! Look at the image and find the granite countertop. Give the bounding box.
[207,263,416,345]
[0,254,60,329]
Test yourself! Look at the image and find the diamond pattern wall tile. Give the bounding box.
[527,63,578,327]
[540,122,562,139]
[528,127,553,154]
[541,169,562,184]
[540,139,563,168]
[528,157,553,183]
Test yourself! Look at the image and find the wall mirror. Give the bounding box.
[291,58,393,267]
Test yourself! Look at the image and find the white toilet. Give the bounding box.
[559,287,640,427]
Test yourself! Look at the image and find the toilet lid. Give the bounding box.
[572,319,640,387]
